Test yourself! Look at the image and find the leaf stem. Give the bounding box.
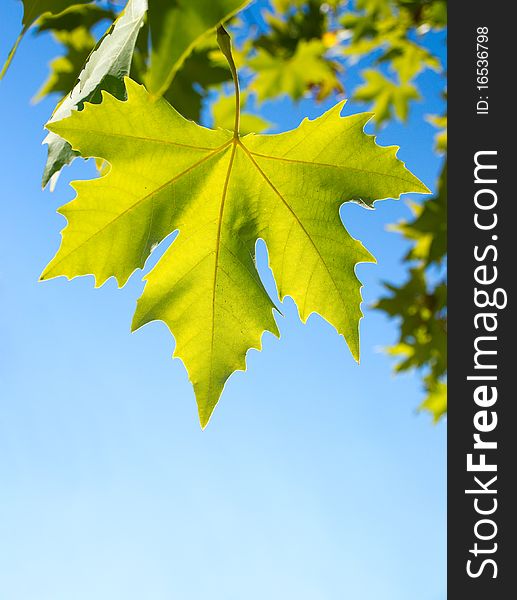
[0,27,27,82]
[216,25,240,138]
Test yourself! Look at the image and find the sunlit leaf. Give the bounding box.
[354,69,419,125]
[249,40,343,102]
[41,77,427,426]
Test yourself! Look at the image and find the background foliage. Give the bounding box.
[1,0,447,420]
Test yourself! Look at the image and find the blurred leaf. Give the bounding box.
[164,46,231,122]
[271,0,308,11]
[419,380,447,422]
[35,3,115,33]
[341,0,445,129]
[249,39,343,102]
[241,0,343,104]
[376,265,447,415]
[34,27,96,103]
[354,69,419,124]
[20,0,92,29]
[254,0,327,56]
[397,0,447,28]
[1,0,92,81]
[427,113,447,153]
[393,163,447,265]
[145,0,250,98]
[357,0,393,16]
[344,0,448,416]
[387,40,441,82]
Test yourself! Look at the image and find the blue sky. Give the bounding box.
[0,3,446,599]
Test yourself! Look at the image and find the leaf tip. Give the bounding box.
[198,404,216,430]
[419,180,432,195]
[123,75,146,98]
[39,261,57,282]
[130,312,144,334]
[335,98,348,114]
[352,341,361,364]
[45,120,59,135]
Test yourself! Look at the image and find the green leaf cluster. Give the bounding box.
[376,264,446,421]
[377,146,447,421]
[1,0,446,425]
[341,0,444,125]
[338,0,447,419]
[243,1,343,103]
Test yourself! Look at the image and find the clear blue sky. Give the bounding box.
[0,3,446,599]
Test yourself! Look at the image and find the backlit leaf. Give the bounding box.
[41,77,427,426]
[249,40,343,102]
[354,69,419,125]
[419,380,447,422]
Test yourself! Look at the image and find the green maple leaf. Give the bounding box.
[1,0,91,81]
[388,41,441,84]
[354,70,420,126]
[249,40,342,103]
[41,28,428,427]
